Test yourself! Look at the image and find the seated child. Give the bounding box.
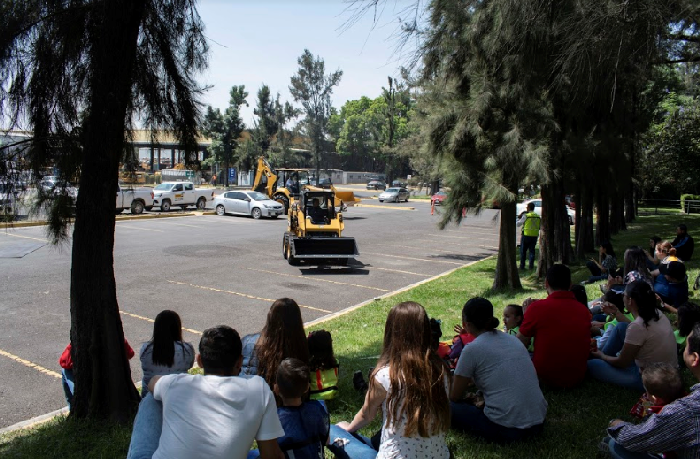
[630,362,684,422]
[59,339,134,410]
[591,290,632,352]
[255,358,330,459]
[307,330,339,401]
[503,304,534,352]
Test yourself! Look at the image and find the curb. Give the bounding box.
[0,407,68,435]
[304,255,493,328]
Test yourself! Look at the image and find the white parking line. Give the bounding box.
[244,267,389,293]
[116,224,164,233]
[0,232,49,243]
[361,252,465,266]
[119,310,202,335]
[371,266,430,277]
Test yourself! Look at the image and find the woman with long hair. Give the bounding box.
[604,246,653,294]
[588,281,677,390]
[329,301,451,459]
[240,298,309,385]
[139,310,194,398]
[584,241,617,284]
[450,298,546,442]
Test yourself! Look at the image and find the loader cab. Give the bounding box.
[301,190,336,224]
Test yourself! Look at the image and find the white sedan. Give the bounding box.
[214,191,285,219]
[516,198,575,225]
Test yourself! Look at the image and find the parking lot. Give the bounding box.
[0,198,500,428]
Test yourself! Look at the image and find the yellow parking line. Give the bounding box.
[371,267,429,277]
[119,310,202,335]
[245,267,389,293]
[0,232,49,243]
[116,224,164,233]
[362,252,465,266]
[0,348,61,379]
[167,280,332,314]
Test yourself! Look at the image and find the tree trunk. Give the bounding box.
[492,201,522,290]
[575,187,595,259]
[538,181,572,278]
[595,190,611,246]
[70,0,143,421]
[625,181,635,223]
[610,188,621,235]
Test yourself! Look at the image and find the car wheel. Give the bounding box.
[196,198,206,210]
[379,199,383,202]
[252,207,262,219]
[216,204,225,216]
[161,200,171,212]
[131,200,144,215]
[405,196,409,202]
[395,196,400,203]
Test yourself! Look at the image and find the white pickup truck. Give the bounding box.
[153,181,214,211]
[116,184,154,215]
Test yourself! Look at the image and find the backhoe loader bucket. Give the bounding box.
[334,191,361,207]
[290,237,359,260]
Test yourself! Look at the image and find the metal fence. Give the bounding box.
[636,198,700,215]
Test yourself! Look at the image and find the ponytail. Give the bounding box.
[669,247,677,257]
[626,281,659,327]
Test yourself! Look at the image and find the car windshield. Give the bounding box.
[247,191,268,201]
[436,192,446,196]
[385,188,399,192]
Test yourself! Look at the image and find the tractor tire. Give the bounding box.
[130,200,144,215]
[287,242,300,266]
[282,234,289,260]
[161,200,171,212]
[274,194,290,214]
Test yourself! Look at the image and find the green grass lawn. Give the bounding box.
[1,214,698,458]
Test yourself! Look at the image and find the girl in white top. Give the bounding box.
[329,301,451,459]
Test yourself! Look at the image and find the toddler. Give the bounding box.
[631,362,684,420]
[307,330,339,400]
[503,304,533,352]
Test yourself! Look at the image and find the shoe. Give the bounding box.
[353,370,368,392]
[599,437,611,454]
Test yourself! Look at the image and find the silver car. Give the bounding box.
[378,187,410,203]
[214,190,285,219]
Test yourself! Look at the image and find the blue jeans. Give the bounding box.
[601,322,628,357]
[327,424,378,459]
[61,368,74,409]
[602,437,658,458]
[450,402,544,443]
[587,359,644,392]
[520,236,537,269]
[127,394,163,459]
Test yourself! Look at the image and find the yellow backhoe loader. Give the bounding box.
[251,157,360,213]
[282,189,359,266]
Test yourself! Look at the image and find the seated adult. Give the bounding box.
[649,241,678,277]
[601,322,700,459]
[517,264,592,388]
[451,298,547,443]
[588,281,678,391]
[672,223,694,261]
[675,302,700,348]
[654,261,689,314]
[240,298,310,386]
[127,325,284,459]
[584,241,617,284]
[306,199,326,224]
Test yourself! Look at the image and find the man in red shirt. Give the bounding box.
[517,264,591,388]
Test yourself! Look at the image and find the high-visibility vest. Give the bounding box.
[309,366,339,400]
[522,211,541,237]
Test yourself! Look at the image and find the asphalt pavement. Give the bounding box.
[0,191,500,428]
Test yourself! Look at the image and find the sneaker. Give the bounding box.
[353,370,368,392]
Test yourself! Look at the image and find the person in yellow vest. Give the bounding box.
[517,202,541,270]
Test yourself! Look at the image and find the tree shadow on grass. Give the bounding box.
[0,416,131,459]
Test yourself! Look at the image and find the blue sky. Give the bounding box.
[196,0,419,125]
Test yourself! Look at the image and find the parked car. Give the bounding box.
[516,198,575,225]
[366,180,386,191]
[431,191,447,206]
[392,179,407,187]
[152,181,214,211]
[378,187,410,203]
[214,190,285,219]
[116,183,154,215]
